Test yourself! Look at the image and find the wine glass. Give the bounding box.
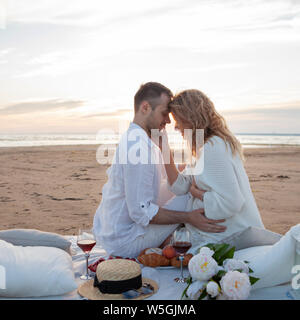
[77,228,96,280]
[171,225,192,283]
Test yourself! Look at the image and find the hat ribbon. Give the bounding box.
[93,274,142,294]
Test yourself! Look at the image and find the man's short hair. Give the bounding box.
[134,82,173,113]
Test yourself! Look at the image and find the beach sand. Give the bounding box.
[0,145,299,235]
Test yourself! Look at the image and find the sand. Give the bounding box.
[0,145,299,236]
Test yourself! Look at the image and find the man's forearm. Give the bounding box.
[149,207,189,225]
[149,206,227,233]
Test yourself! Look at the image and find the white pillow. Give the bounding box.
[0,229,72,254]
[0,240,77,297]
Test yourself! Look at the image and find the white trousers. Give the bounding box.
[109,194,190,258]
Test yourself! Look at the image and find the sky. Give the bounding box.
[0,0,300,134]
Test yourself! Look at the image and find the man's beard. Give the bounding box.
[146,114,160,133]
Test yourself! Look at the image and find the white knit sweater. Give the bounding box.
[168,135,265,249]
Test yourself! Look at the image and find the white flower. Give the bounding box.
[220,271,251,300]
[186,280,207,300]
[188,253,219,281]
[217,265,225,272]
[223,259,249,274]
[206,281,220,298]
[216,293,229,300]
[199,246,215,257]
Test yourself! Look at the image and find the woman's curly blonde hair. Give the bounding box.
[169,89,244,161]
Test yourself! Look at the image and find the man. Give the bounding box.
[93,82,226,258]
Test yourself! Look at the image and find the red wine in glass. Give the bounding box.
[77,239,96,253]
[77,229,96,280]
[173,241,192,255]
[172,226,191,283]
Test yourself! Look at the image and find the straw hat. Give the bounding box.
[78,259,158,300]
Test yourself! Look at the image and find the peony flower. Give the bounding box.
[186,280,207,300]
[223,259,249,274]
[199,246,215,257]
[188,253,219,281]
[220,271,251,300]
[206,281,220,298]
[216,293,229,300]
[217,265,225,272]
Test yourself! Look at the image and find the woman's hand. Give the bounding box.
[177,164,186,172]
[190,178,206,201]
[152,129,179,185]
[152,129,170,151]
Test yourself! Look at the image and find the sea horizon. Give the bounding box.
[0,132,300,148]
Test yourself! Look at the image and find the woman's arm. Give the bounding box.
[163,149,179,186]
[201,139,245,220]
[159,130,192,195]
[190,177,206,201]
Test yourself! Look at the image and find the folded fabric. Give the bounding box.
[215,226,282,250]
[0,229,72,254]
[234,245,272,262]
[233,224,300,290]
[0,240,77,297]
[249,224,300,290]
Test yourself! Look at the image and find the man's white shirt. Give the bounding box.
[93,123,168,253]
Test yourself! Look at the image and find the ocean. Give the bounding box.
[0,133,300,148]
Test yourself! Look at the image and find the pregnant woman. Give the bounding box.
[161,89,300,290]
[162,89,264,249]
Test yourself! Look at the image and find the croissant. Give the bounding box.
[137,248,170,267]
[170,254,193,268]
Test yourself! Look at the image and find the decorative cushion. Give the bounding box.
[0,229,71,254]
[0,240,77,297]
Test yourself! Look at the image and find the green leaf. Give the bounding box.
[248,267,254,273]
[212,270,226,282]
[249,276,260,286]
[181,277,193,299]
[199,243,215,252]
[219,246,236,265]
[198,288,208,300]
[213,244,230,262]
[213,243,227,252]
[216,270,227,278]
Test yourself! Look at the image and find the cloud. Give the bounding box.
[221,101,300,118]
[14,51,82,78]
[220,101,300,133]
[6,0,299,34]
[0,2,7,29]
[8,0,300,81]
[0,99,85,115]
[0,48,13,57]
[0,48,14,64]
[5,0,186,27]
[82,109,132,118]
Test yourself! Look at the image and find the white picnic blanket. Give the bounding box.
[0,235,296,300]
[44,236,296,300]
